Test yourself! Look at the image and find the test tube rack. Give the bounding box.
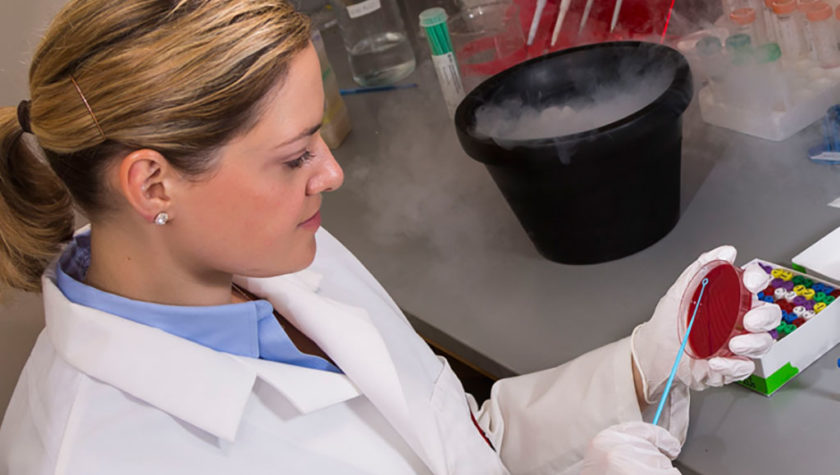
[698,59,840,141]
[737,259,840,396]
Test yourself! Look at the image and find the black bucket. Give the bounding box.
[455,41,693,264]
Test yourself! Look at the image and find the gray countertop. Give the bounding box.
[318,25,840,474]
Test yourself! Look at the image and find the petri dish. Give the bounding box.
[677,260,753,359]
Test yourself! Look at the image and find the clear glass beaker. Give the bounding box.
[447,2,527,93]
[330,0,417,86]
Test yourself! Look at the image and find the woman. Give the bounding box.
[0,1,781,473]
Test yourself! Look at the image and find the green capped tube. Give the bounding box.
[419,8,465,117]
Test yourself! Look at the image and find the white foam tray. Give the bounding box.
[698,61,840,141]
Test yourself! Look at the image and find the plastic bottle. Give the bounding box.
[836,5,840,42]
[419,8,465,117]
[773,0,808,61]
[798,0,822,57]
[311,29,352,149]
[726,32,754,63]
[755,42,792,110]
[764,0,781,40]
[807,1,840,67]
[695,36,729,101]
[330,0,416,86]
[722,0,737,15]
[725,34,758,109]
[747,0,773,41]
[730,8,758,42]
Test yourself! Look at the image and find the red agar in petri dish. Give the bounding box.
[677,260,753,359]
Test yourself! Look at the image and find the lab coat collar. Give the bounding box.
[235,272,441,473]
[41,266,359,443]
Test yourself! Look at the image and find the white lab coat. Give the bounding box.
[0,228,688,474]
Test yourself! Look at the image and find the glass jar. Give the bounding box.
[330,0,417,86]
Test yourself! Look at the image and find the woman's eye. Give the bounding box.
[286,150,314,169]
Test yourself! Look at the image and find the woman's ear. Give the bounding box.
[115,149,179,224]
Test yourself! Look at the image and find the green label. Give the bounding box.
[737,362,800,395]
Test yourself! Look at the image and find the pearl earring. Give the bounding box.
[154,212,169,226]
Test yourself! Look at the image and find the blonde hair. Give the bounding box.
[0,0,310,292]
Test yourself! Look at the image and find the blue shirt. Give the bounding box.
[56,232,341,373]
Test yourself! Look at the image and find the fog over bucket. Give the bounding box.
[454,41,692,264]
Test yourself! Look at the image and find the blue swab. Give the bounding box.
[652,277,709,426]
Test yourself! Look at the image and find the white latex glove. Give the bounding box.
[632,246,782,402]
[581,422,682,475]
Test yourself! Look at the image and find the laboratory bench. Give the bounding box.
[318,24,840,475]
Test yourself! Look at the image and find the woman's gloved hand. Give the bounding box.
[581,422,682,475]
[632,246,782,403]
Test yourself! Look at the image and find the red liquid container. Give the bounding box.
[677,260,753,359]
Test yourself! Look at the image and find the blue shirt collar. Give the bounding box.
[56,232,340,373]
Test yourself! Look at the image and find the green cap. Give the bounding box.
[695,36,722,56]
[725,34,751,52]
[755,42,782,63]
[419,7,447,28]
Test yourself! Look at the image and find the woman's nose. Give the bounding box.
[308,136,344,194]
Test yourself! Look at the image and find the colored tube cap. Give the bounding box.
[731,7,757,24]
[798,0,820,11]
[773,0,798,14]
[807,2,832,21]
[419,7,448,27]
[726,34,752,51]
[696,36,723,56]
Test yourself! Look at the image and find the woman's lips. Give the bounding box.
[299,210,321,230]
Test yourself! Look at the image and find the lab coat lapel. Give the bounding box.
[236,274,444,474]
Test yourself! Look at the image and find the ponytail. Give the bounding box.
[0,107,74,292]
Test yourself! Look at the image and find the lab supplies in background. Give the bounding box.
[419,8,465,117]
[312,29,352,149]
[693,0,840,141]
[329,0,416,86]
